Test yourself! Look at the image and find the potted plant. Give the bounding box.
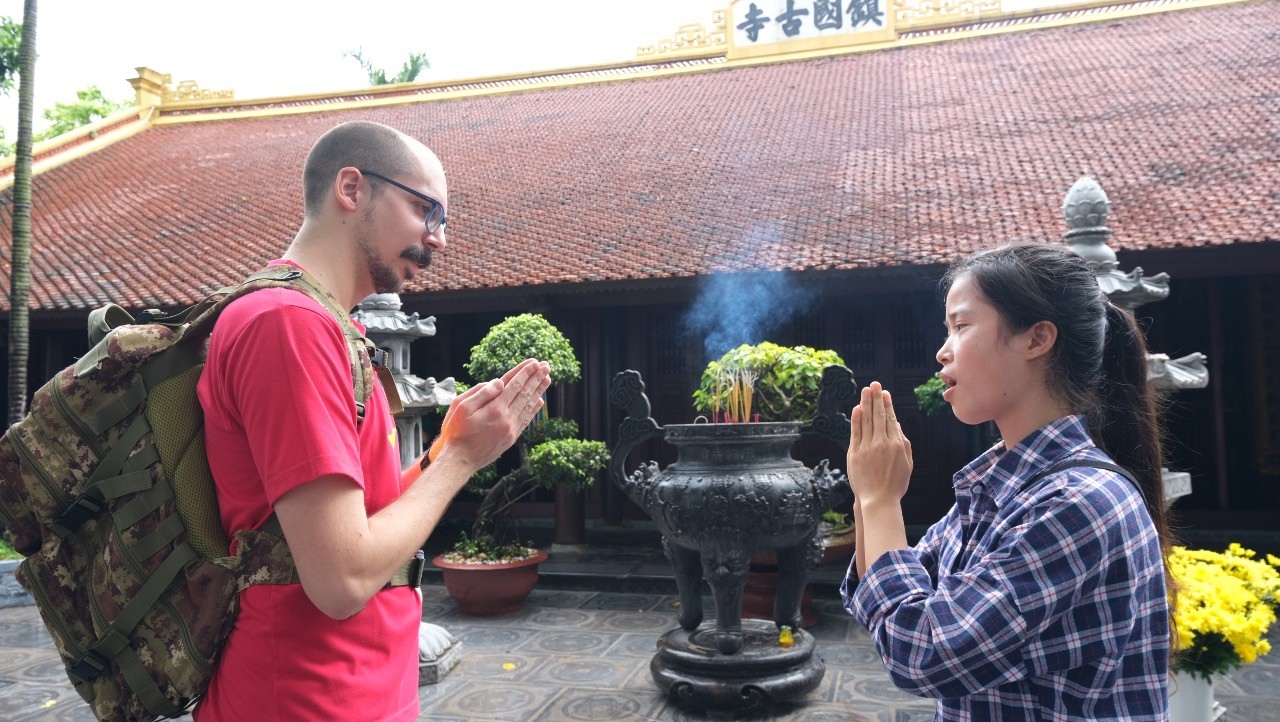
[819,509,856,545]
[700,342,855,627]
[432,314,608,616]
[1167,543,1279,722]
[693,342,847,423]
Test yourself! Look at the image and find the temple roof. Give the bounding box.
[1,0,1275,313]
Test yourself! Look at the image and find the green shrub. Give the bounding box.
[465,313,580,384]
[914,373,949,417]
[0,535,20,560]
[529,438,609,493]
[455,314,605,558]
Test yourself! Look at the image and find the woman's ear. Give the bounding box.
[1025,320,1058,361]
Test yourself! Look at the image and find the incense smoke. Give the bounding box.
[682,270,816,360]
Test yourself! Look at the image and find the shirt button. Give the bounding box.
[971,482,985,496]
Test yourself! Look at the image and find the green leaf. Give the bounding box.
[465,313,581,384]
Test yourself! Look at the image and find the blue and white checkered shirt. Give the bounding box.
[842,415,1169,721]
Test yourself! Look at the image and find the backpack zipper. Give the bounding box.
[51,382,106,461]
[10,433,70,519]
[21,555,88,662]
[86,540,108,633]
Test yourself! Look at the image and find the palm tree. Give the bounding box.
[7,0,36,424]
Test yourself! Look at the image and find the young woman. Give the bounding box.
[842,243,1173,720]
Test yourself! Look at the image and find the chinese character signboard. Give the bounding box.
[729,0,896,59]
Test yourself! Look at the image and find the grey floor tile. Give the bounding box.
[426,679,561,721]
[533,687,664,721]
[604,633,663,659]
[514,629,621,656]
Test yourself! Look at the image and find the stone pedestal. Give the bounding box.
[652,619,824,713]
[417,622,462,685]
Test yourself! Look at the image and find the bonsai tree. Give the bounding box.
[450,314,607,558]
[913,373,949,417]
[692,342,847,422]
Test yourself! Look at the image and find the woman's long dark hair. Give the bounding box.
[943,243,1176,623]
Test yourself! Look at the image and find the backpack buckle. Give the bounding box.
[408,550,425,589]
[69,649,109,683]
[51,494,103,536]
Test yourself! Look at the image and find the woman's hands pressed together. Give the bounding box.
[848,381,914,507]
[848,381,913,577]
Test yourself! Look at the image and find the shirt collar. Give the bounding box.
[952,415,1097,506]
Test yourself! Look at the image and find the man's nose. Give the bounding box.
[426,227,446,250]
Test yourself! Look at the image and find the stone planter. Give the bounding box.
[431,549,548,616]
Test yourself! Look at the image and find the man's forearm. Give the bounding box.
[365,451,474,578]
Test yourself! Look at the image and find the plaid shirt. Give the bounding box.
[842,416,1169,721]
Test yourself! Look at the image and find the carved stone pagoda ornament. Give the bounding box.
[609,367,855,713]
[1062,177,1208,504]
[354,293,457,470]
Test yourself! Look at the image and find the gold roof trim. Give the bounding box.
[637,9,729,60]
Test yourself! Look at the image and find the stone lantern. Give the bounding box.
[353,294,457,468]
[1062,177,1208,504]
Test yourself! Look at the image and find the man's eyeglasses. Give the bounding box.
[358,169,447,234]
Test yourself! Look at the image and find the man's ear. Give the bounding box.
[1025,320,1058,361]
[333,167,362,212]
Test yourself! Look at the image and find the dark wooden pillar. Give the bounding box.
[1208,283,1229,510]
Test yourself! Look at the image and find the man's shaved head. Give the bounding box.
[302,121,418,218]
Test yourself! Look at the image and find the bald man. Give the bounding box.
[195,121,551,721]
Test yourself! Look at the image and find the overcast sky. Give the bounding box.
[0,0,1070,134]
[0,0,722,132]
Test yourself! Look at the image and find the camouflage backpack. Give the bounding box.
[0,265,419,721]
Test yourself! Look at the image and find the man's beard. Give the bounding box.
[356,211,432,295]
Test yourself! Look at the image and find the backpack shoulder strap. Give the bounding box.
[1023,458,1140,493]
[185,265,402,419]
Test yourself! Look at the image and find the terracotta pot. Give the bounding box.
[744,539,856,628]
[432,549,548,616]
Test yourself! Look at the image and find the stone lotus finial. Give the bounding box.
[1062,177,1116,267]
[1062,176,1110,231]
[358,293,403,312]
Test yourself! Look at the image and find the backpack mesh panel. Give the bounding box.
[146,363,231,560]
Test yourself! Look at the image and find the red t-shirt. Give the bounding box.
[194,263,419,722]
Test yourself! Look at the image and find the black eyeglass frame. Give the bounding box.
[358,169,447,234]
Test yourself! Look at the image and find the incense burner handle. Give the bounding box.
[801,365,857,447]
[609,370,665,488]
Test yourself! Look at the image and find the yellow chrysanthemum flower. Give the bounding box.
[1168,545,1280,678]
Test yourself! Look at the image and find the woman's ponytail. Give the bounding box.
[1096,302,1177,636]
[1095,302,1166,524]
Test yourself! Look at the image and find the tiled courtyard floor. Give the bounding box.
[3,545,1279,721]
